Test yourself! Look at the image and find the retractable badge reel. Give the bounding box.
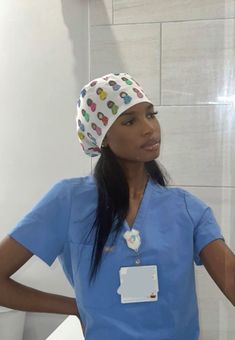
[117,228,159,304]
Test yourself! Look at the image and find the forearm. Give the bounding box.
[0,278,80,318]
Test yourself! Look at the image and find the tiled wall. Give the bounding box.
[89,0,235,338]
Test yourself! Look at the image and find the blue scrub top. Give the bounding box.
[8,176,225,340]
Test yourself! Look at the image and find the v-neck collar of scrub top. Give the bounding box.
[123,176,154,232]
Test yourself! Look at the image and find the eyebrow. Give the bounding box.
[121,103,154,116]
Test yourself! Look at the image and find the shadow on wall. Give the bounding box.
[61,0,89,95]
[61,0,126,174]
[61,0,126,93]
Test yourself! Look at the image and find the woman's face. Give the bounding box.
[103,102,161,163]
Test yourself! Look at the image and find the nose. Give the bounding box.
[141,116,159,135]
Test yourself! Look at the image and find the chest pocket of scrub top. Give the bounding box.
[70,242,122,310]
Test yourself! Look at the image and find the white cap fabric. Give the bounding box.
[76,72,153,157]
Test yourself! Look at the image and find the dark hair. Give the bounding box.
[85,146,172,285]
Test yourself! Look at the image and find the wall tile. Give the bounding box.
[90,0,112,26]
[198,299,235,338]
[162,19,235,105]
[90,23,161,104]
[182,186,235,335]
[114,0,235,24]
[157,105,235,187]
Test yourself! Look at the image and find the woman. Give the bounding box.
[0,73,234,339]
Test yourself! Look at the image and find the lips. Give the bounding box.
[141,138,161,148]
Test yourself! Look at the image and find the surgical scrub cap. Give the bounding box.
[76,72,153,157]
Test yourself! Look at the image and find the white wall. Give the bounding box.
[90,0,235,339]
[1,0,235,339]
[0,0,89,339]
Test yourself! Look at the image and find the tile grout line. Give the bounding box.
[159,23,162,106]
[88,0,93,174]
[88,0,91,80]
[112,0,114,24]
[169,185,235,189]
[149,104,233,107]
[91,16,235,27]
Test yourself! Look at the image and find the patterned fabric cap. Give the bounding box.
[76,72,153,157]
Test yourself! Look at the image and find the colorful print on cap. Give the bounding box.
[76,73,153,157]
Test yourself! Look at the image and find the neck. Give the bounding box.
[116,160,149,199]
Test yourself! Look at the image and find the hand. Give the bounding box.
[76,312,85,334]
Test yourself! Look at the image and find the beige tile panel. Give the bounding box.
[90,23,161,103]
[200,330,235,340]
[114,0,235,24]
[91,104,235,186]
[89,0,112,26]
[175,187,235,332]
[157,105,235,187]
[162,19,235,105]
[198,300,235,337]
[172,185,235,334]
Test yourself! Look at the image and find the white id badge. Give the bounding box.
[117,265,159,304]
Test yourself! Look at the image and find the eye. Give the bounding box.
[123,111,159,126]
[123,119,134,126]
[147,111,158,118]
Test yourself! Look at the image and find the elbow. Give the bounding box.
[231,278,235,307]
[231,287,235,307]
[232,291,235,307]
[0,277,10,305]
[226,259,235,306]
[233,269,235,307]
[232,296,235,308]
[225,283,235,307]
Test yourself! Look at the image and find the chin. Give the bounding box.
[117,149,160,163]
[136,152,160,162]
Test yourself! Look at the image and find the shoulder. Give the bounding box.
[170,186,210,226]
[51,175,96,192]
[169,186,208,213]
[157,184,207,208]
[151,181,209,223]
[150,181,189,204]
[43,175,97,203]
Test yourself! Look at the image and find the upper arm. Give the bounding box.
[0,235,33,280]
[7,180,71,267]
[199,239,235,306]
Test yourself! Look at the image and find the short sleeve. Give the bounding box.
[8,179,71,266]
[184,191,225,266]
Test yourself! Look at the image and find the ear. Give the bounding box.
[102,134,109,146]
[101,138,107,148]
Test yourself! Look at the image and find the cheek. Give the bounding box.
[111,138,146,162]
[107,132,136,158]
[110,135,132,154]
[158,121,161,132]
